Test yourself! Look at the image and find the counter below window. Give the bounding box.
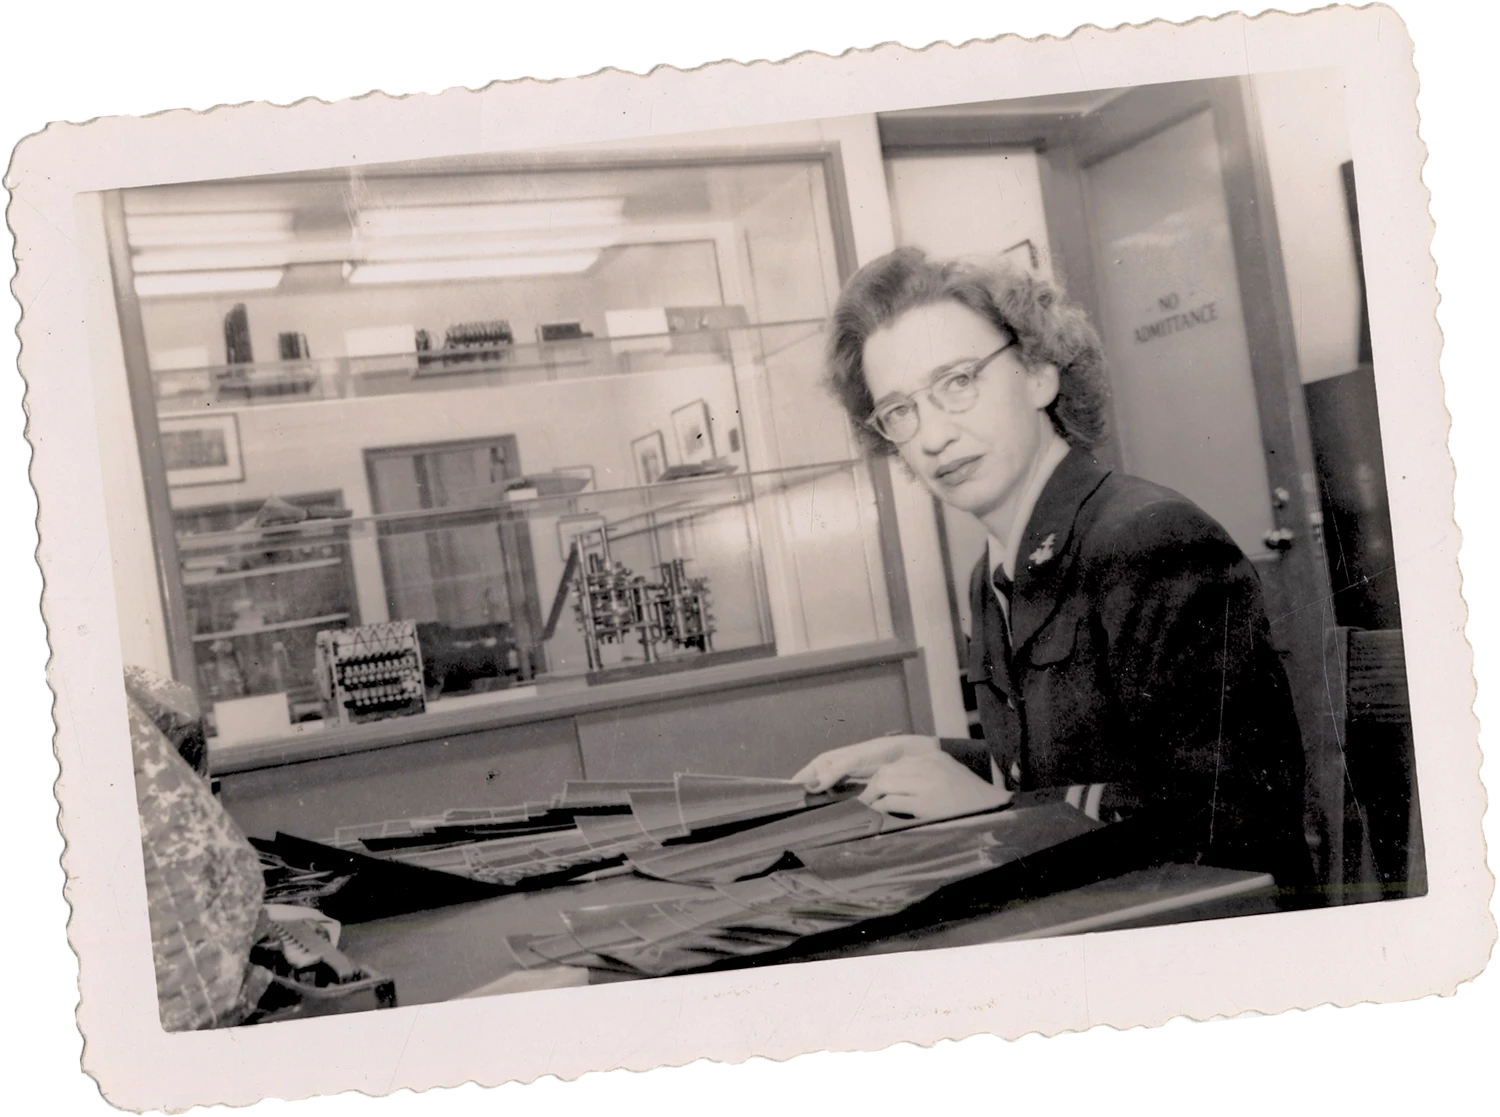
[212,641,930,841]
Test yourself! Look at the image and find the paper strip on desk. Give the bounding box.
[625,800,885,883]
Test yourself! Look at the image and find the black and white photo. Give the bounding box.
[7,6,1488,1108]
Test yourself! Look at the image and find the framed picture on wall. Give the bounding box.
[671,399,715,465]
[1001,237,1042,272]
[631,431,667,487]
[159,413,244,487]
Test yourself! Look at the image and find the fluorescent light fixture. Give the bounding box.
[360,230,624,261]
[125,211,295,248]
[134,269,286,297]
[133,246,299,273]
[131,230,626,275]
[347,254,599,285]
[358,199,626,239]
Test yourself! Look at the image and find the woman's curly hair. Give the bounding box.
[825,247,1111,457]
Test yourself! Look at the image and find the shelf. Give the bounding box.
[182,556,343,586]
[171,459,862,553]
[192,612,350,643]
[150,318,828,415]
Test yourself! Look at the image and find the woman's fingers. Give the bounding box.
[795,754,850,792]
[795,735,940,791]
[858,761,919,804]
[790,760,822,786]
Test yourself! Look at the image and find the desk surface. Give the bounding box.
[339,863,1276,1007]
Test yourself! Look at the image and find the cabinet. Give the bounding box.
[174,492,359,720]
[172,413,888,701]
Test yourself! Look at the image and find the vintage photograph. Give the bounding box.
[94,67,1422,1015]
[9,5,1487,1107]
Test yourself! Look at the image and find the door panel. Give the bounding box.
[1082,110,1279,561]
[1068,81,1343,888]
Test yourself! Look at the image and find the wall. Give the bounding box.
[1252,69,1363,384]
[885,150,1053,278]
[883,150,1055,641]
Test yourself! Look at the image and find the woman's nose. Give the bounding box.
[916,398,962,453]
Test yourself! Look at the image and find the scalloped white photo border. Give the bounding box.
[7,5,1490,1109]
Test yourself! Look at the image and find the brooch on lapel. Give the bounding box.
[1028,532,1057,567]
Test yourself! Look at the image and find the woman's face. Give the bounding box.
[863,300,1059,523]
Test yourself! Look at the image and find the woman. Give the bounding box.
[793,247,1312,888]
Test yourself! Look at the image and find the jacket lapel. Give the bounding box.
[1009,448,1112,657]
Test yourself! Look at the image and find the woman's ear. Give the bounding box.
[1028,362,1061,411]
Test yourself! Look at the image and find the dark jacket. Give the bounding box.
[941,449,1312,888]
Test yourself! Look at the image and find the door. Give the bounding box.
[365,436,543,676]
[1065,80,1342,886]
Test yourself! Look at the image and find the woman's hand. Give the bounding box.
[792,734,940,793]
[857,750,1014,821]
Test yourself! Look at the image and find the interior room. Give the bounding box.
[82,71,1421,1022]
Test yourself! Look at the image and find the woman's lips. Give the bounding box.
[934,455,983,486]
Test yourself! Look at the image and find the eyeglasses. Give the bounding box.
[864,340,1016,445]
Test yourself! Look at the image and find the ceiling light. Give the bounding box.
[133,269,286,297]
[357,199,626,239]
[360,230,624,261]
[125,211,295,248]
[347,254,600,284]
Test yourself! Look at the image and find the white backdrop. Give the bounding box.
[3,2,1494,1115]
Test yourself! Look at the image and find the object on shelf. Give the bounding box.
[219,311,315,399]
[315,621,427,725]
[217,362,317,401]
[214,692,293,745]
[604,307,669,338]
[504,472,593,499]
[414,319,516,375]
[416,620,526,697]
[656,457,739,483]
[277,332,311,360]
[445,319,514,349]
[237,494,311,531]
[224,303,253,365]
[231,597,266,631]
[664,305,750,357]
[207,639,248,701]
[536,321,592,343]
[665,305,750,333]
[344,324,419,377]
[151,347,214,402]
[568,526,714,677]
